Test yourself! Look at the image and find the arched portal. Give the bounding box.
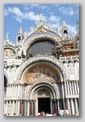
[29,82,57,115]
[14,56,67,116]
[15,56,67,83]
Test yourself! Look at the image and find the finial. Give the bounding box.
[62,20,67,27]
[61,20,68,40]
[18,26,23,34]
[38,14,45,26]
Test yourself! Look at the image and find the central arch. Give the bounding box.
[22,31,62,55]
[29,82,57,115]
[29,82,56,99]
[15,56,68,83]
[21,61,61,84]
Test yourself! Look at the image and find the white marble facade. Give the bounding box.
[4,22,79,116]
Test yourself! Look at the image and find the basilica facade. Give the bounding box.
[4,21,79,116]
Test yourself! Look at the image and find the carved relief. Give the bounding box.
[22,63,60,84]
[37,25,47,33]
[37,89,50,97]
[4,48,15,58]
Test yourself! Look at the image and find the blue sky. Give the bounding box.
[4,4,79,43]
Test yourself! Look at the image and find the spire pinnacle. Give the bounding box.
[38,14,46,26]
[62,20,67,27]
[18,26,23,34]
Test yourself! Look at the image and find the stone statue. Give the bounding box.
[26,49,32,59]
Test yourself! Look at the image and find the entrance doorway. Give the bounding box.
[38,98,51,114]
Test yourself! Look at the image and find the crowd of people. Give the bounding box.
[30,110,78,116]
[37,111,66,116]
[31,111,78,116]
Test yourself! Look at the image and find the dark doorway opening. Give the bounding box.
[38,98,51,114]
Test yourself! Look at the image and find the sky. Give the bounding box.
[4,4,79,43]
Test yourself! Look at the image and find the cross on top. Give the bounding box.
[38,14,46,26]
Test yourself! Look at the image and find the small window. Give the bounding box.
[4,76,7,94]
[64,29,68,34]
[18,36,21,41]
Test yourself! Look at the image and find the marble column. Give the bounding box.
[76,82,78,94]
[54,100,56,113]
[10,85,12,97]
[24,101,27,116]
[74,81,77,95]
[57,99,60,113]
[52,100,54,114]
[69,82,72,95]
[64,82,67,96]
[11,101,13,116]
[21,85,22,98]
[8,86,10,97]
[20,85,22,98]
[13,101,16,115]
[18,85,20,98]
[29,100,35,116]
[32,100,35,116]
[62,83,65,109]
[71,81,73,95]
[20,101,24,116]
[15,101,18,116]
[12,85,14,97]
[5,101,8,115]
[6,86,8,97]
[75,99,79,115]
[67,99,71,115]
[17,84,18,97]
[17,101,20,116]
[67,81,69,95]
[73,81,75,95]
[55,100,58,114]
[27,101,30,116]
[14,85,16,97]
[22,85,25,99]
[6,101,8,115]
[77,82,79,94]
[29,100,33,116]
[4,102,6,115]
[8,101,11,116]
[13,101,15,116]
[71,99,75,115]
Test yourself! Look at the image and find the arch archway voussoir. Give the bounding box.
[15,56,68,83]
